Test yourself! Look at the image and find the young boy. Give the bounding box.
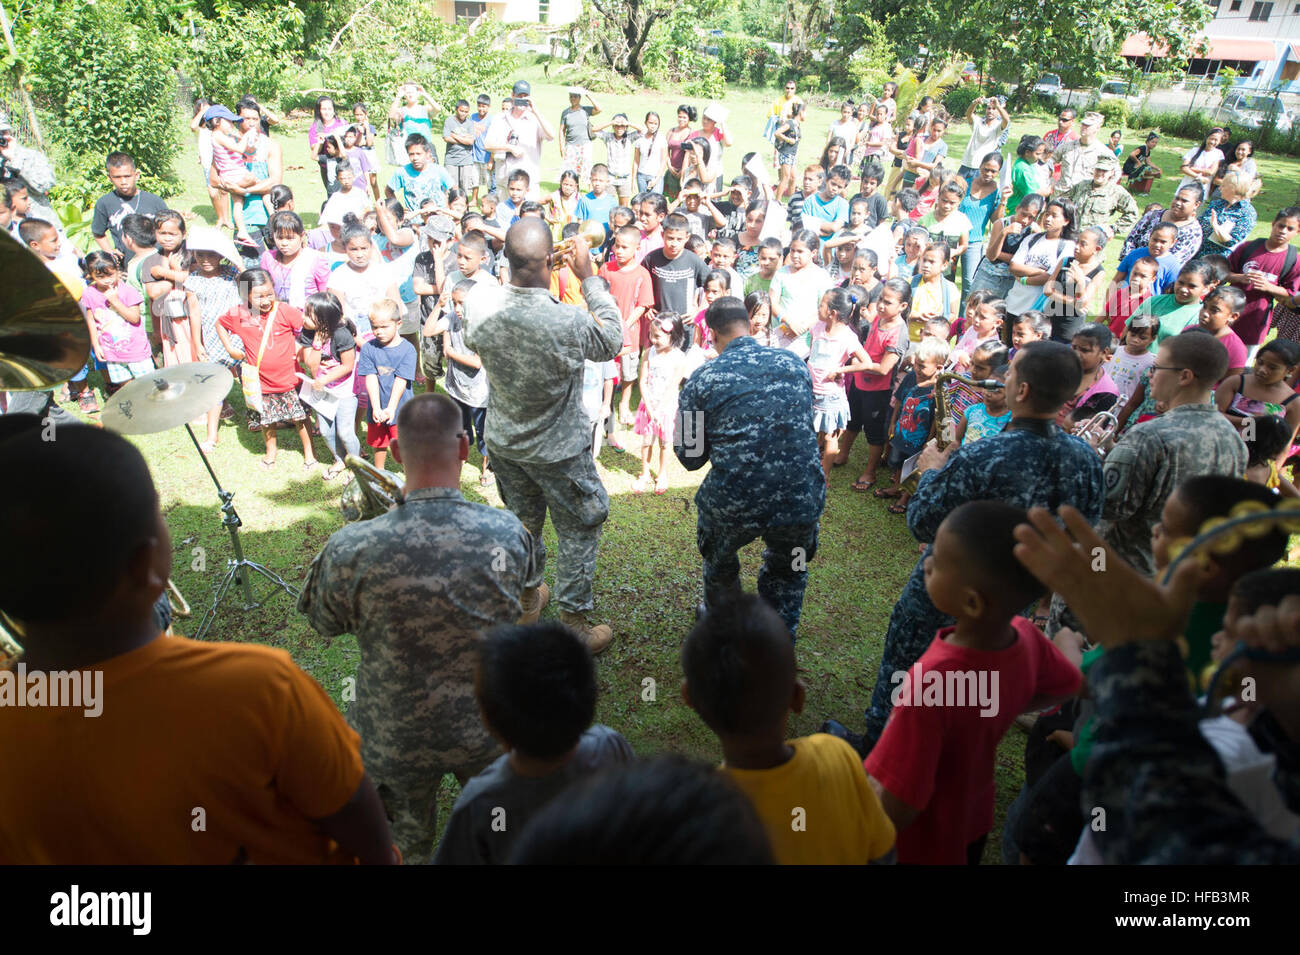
[709,235,742,295]
[801,164,852,239]
[19,217,93,410]
[643,213,712,318]
[917,181,971,280]
[118,213,161,350]
[1227,206,1300,358]
[321,162,372,222]
[785,165,823,233]
[865,500,1081,864]
[599,224,655,425]
[683,593,897,865]
[1112,221,1180,295]
[386,134,453,212]
[493,170,530,229]
[636,191,668,263]
[852,162,889,229]
[440,279,492,486]
[669,178,710,238]
[1197,285,1249,379]
[1058,324,1119,430]
[575,163,617,237]
[432,622,634,864]
[1104,254,1158,339]
[704,175,752,239]
[876,335,949,512]
[1104,313,1156,401]
[745,237,784,297]
[357,298,417,470]
[597,205,635,264]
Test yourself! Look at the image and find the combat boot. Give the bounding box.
[560,611,613,655]
[517,583,550,625]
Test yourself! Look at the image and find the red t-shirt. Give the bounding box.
[1216,328,1248,374]
[864,618,1081,864]
[855,316,906,391]
[600,259,656,349]
[1228,242,1300,346]
[218,303,305,393]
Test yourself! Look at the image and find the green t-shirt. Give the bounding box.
[1128,293,1203,353]
[745,273,774,297]
[1007,158,1038,215]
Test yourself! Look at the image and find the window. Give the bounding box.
[1228,0,1241,9]
[454,1,486,22]
[1248,0,1272,18]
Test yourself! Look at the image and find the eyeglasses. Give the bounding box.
[1151,365,1186,373]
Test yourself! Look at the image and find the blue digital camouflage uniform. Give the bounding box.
[674,335,826,637]
[297,486,537,862]
[464,276,623,614]
[1084,640,1300,863]
[862,423,1105,746]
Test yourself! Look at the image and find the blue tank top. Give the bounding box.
[962,403,1012,445]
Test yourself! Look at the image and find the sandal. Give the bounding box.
[259,458,276,471]
[850,477,876,491]
[873,487,902,499]
[887,501,908,514]
[199,440,217,453]
[323,462,346,481]
[303,459,318,472]
[631,475,649,495]
[655,475,669,495]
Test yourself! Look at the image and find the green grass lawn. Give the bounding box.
[111,71,1300,862]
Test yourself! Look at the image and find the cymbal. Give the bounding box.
[101,362,233,435]
[0,229,91,391]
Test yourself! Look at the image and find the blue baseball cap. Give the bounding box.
[202,105,239,123]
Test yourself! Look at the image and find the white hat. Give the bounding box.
[185,226,242,267]
[703,103,728,124]
[1081,111,1104,128]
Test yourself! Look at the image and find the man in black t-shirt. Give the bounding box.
[91,151,169,254]
[642,213,712,317]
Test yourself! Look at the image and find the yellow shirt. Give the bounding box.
[725,734,896,865]
[769,94,804,120]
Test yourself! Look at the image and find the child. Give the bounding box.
[643,213,712,321]
[206,105,262,241]
[770,229,832,356]
[909,241,960,341]
[950,293,1004,371]
[1103,255,1158,339]
[709,236,742,294]
[1198,285,1249,379]
[844,250,883,315]
[299,291,360,482]
[386,134,453,213]
[141,211,203,370]
[809,287,874,481]
[683,593,897,865]
[746,290,774,346]
[826,229,860,286]
[575,164,618,238]
[351,102,382,199]
[1128,258,1216,352]
[954,363,1011,446]
[215,268,318,470]
[432,622,634,865]
[847,278,910,489]
[1104,314,1156,403]
[693,271,730,354]
[343,126,377,195]
[118,213,158,345]
[1112,221,1180,296]
[1058,324,1119,431]
[865,500,1081,864]
[852,161,889,229]
[440,280,492,486]
[582,354,621,459]
[917,180,971,280]
[179,246,240,437]
[355,298,416,471]
[1243,415,1299,497]
[773,106,804,200]
[895,227,928,282]
[602,205,635,263]
[685,234,709,261]
[1227,206,1300,357]
[599,224,655,425]
[633,314,690,495]
[875,335,949,513]
[327,218,401,336]
[744,237,783,297]
[80,251,151,395]
[259,211,332,311]
[1216,339,1300,451]
[1042,225,1108,343]
[670,178,710,238]
[544,170,581,241]
[1009,309,1050,360]
[322,163,373,224]
[785,165,823,231]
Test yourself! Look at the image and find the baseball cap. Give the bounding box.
[202,105,239,123]
[422,215,456,243]
[1081,111,1104,128]
[728,176,750,188]
[567,87,583,97]
[512,80,531,97]
[477,94,491,105]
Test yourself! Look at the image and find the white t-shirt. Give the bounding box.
[771,264,832,347]
[829,120,859,149]
[961,115,1005,169]
[634,132,666,178]
[322,188,373,224]
[1004,233,1074,315]
[327,259,394,335]
[1177,145,1224,194]
[489,110,545,199]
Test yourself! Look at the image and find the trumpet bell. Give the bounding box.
[0,230,91,391]
[552,219,608,253]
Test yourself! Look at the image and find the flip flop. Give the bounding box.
[887,501,908,514]
[850,478,876,491]
[873,487,901,499]
[259,459,275,471]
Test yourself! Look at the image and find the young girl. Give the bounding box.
[1177,128,1225,194]
[633,314,690,495]
[144,211,203,370]
[819,137,849,178]
[1058,324,1119,431]
[773,104,803,201]
[1197,285,1249,378]
[215,269,318,470]
[885,115,920,197]
[693,271,729,354]
[1042,224,1108,343]
[80,251,151,394]
[746,291,774,346]
[770,230,832,357]
[186,247,242,450]
[969,193,1044,301]
[909,164,947,221]
[1009,309,1050,358]
[856,104,892,174]
[810,287,874,483]
[300,292,360,481]
[318,133,347,197]
[1243,415,1299,497]
[895,227,928,282]
[875,335,950,513]
[955,362,1011,446]
[1216,340,1300,459]
[351,102,381,199]
[909,241,960,341]
[1104,315,1156,403]
[259,211,333,311]
[309,96,347,191]
[633,111,668,195]
[951,293,1004,371]
[342,126,377,192]
[1128,258,1215,352]
[545,170,581,241]
[1005,198,1077,328]
[327,217,400,337]
[846,278,909,488]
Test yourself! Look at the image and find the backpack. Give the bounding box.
[1238,238,1298,288]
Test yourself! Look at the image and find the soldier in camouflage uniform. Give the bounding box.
[298,394,537,862]
[823,342,1105,754]
[674,297,825,638]
[1067,156,1139,239]
[464,217,623,651]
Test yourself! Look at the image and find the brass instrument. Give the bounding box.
[897,373,1001,493]
[551,220,608,263]
[0,228,90,390]
[1073,409,1120,458]
[340,454,406,521]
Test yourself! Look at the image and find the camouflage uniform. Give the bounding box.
[1051,138,1112,197]
[464,277,623,614]
[862,422,1105,746]
[674,335,826,637]
[298,486,537,861]
[1084,640,1300,863]
[1067,179,1140,237]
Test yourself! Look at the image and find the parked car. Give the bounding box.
[1219,93,1294,133]
[1033,74,1062,96]
[1096,80,1141,109]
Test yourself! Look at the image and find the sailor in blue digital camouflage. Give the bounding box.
[674,297,825,638]
[823,342,1105,753]
[298,394,537,862]
[464,218,623,653]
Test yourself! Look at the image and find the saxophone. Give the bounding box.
[897,373,1002,493]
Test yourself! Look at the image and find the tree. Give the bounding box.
[587,0,724,79]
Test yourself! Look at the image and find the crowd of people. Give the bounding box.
[3,73,1300,866]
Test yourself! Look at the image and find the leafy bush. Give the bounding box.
[644,9,726,98]
[943,84,983,118]
[714,36,775,86]
[1090,97,1132,128]
[24,0,182,203]
[835,17,896,95]
[1130,105,1300,158]
[184,1,306,109]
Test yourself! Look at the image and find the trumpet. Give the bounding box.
[551,220,608,258]
[1073,409,1120,458]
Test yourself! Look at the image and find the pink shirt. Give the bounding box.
[81,283,149,364]
[259,248,333,311]
[1216,328,1248,374]
[808,321,860,396]
[856,317,905,391]
[636,229,665,265]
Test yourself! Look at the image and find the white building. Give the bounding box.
[434,0,583,25]
[1122,1,1300,88]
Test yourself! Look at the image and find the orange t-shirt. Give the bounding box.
[0,636,364,864]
